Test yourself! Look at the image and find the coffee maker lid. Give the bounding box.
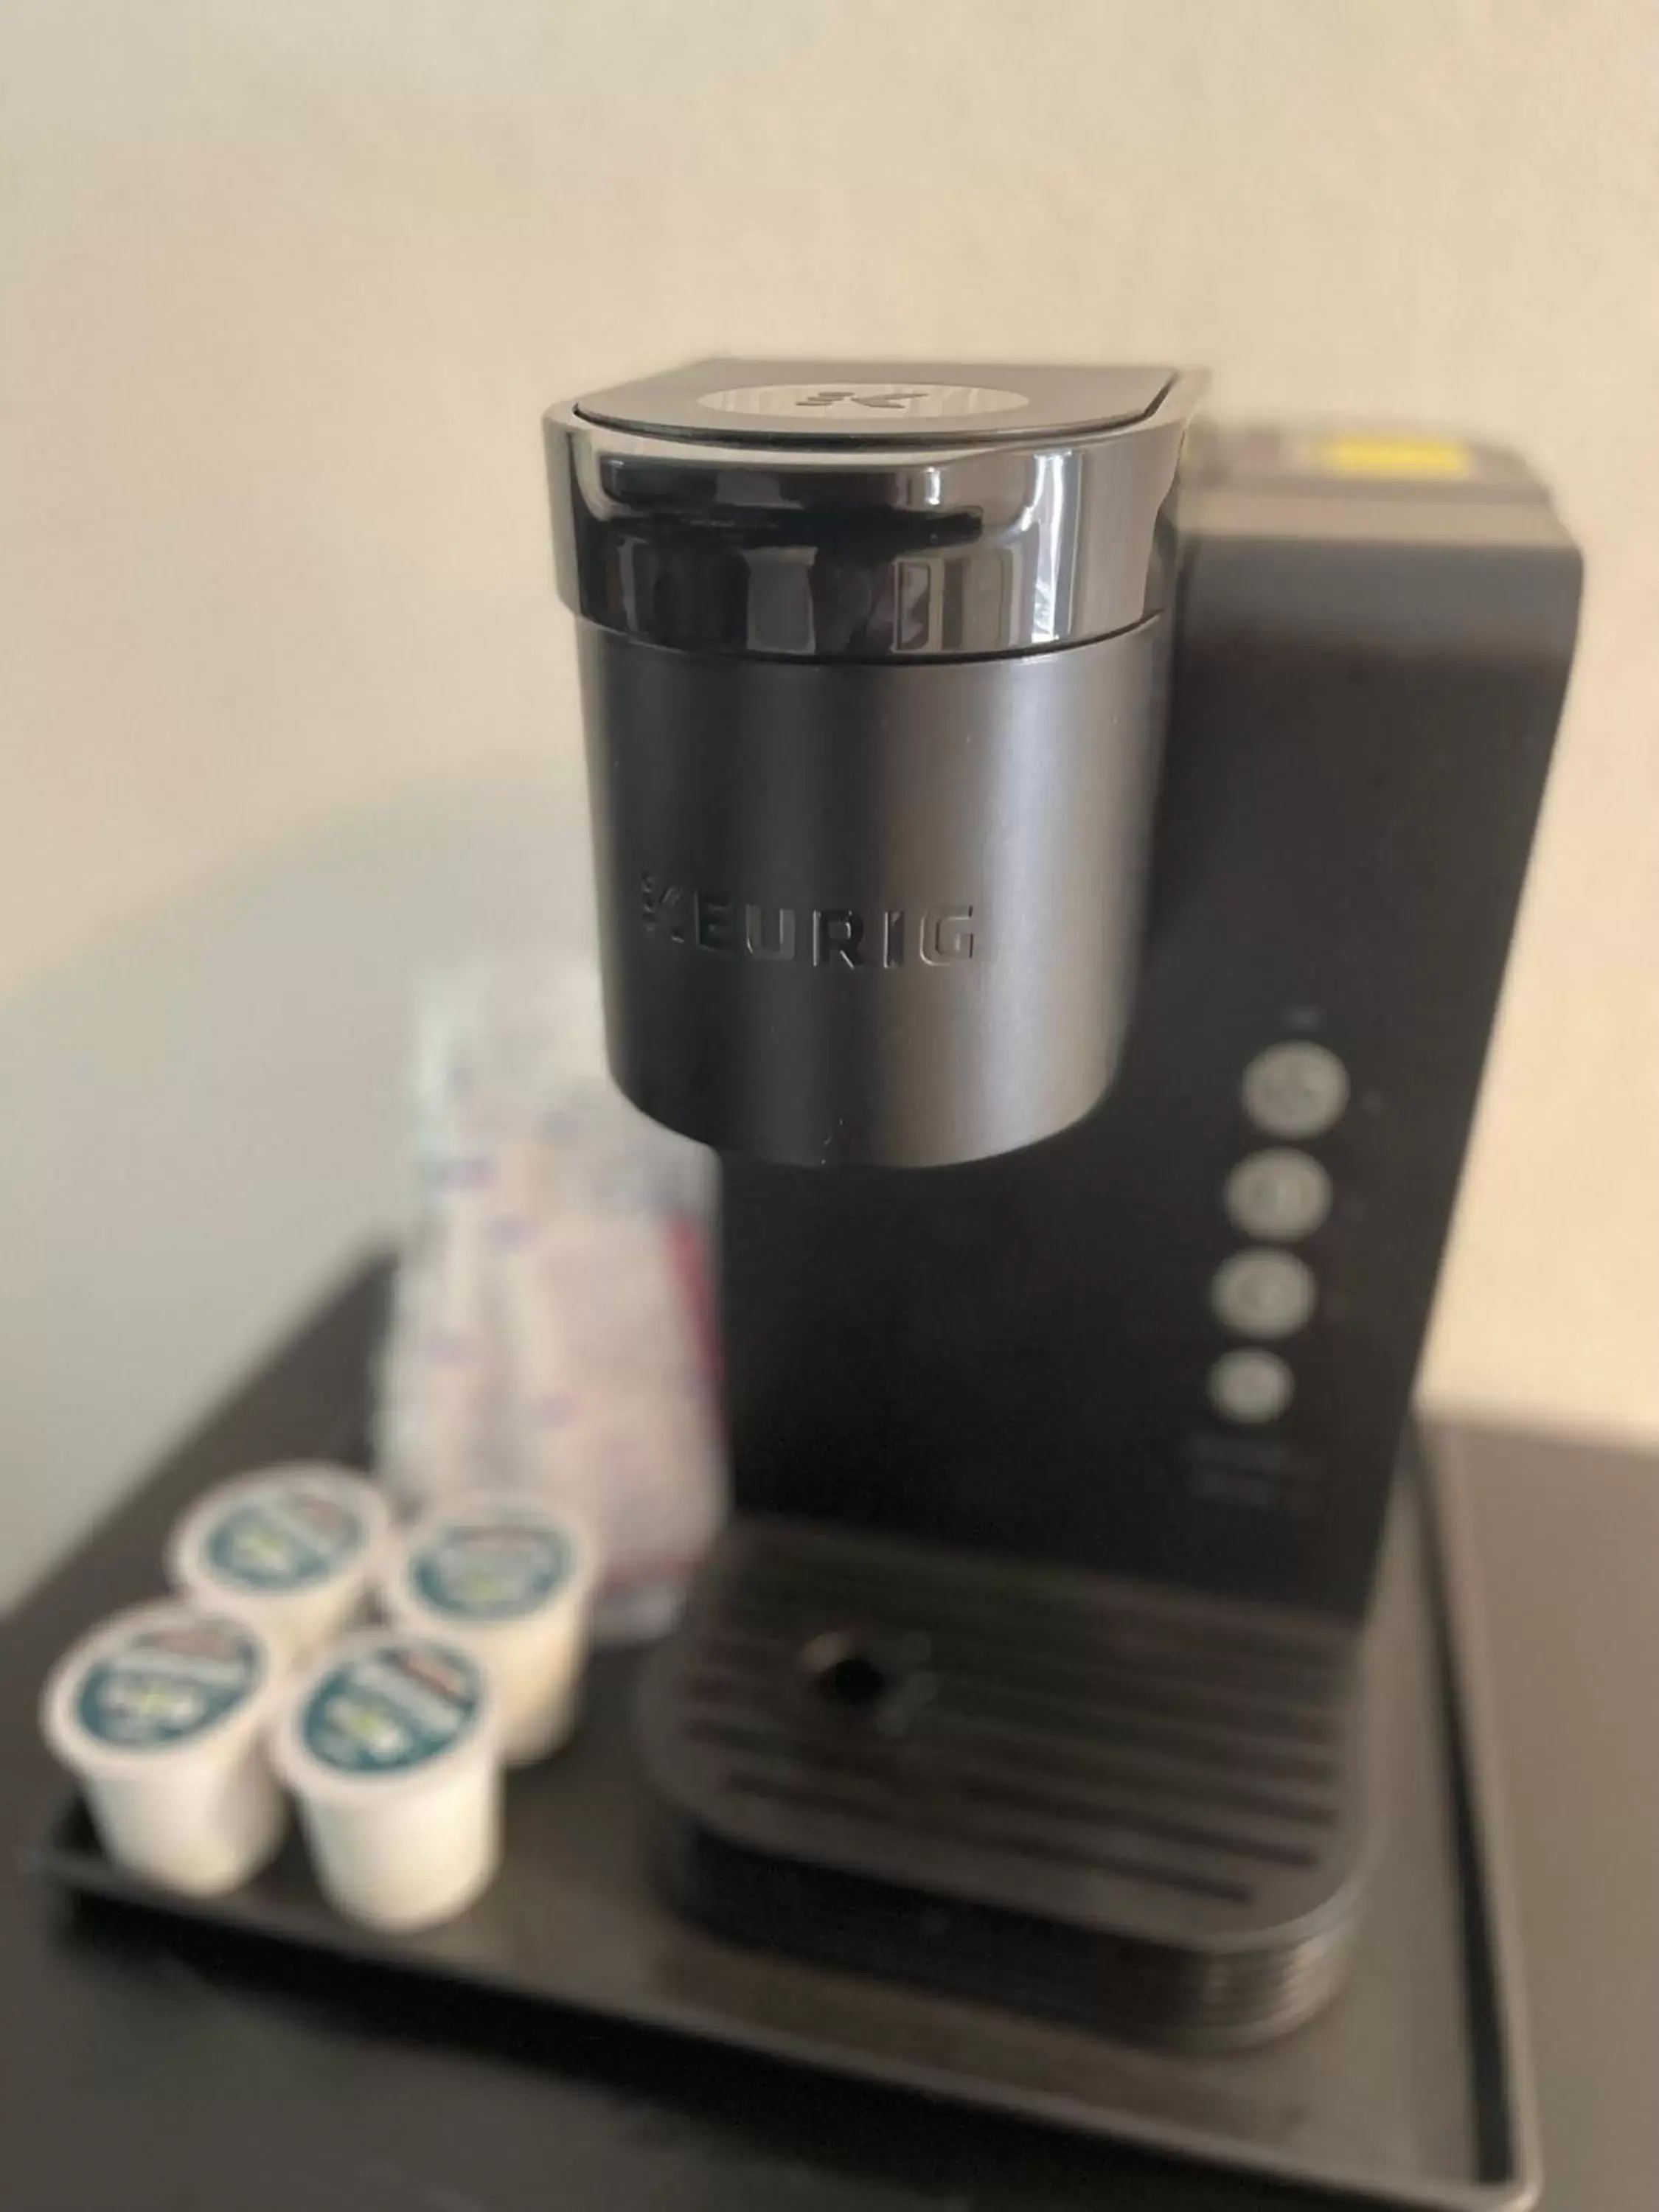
[573,361,1175,448]
[545,359,1204,659]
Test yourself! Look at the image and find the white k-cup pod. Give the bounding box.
[168,1465,391,1660]
[270,1630,500,1930]
[41,1601,286,1896]
[378,1492,597,1767]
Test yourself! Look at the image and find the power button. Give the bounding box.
[1242,1043,1350,1141]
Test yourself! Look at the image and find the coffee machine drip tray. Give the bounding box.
[639,1517,1372,2049]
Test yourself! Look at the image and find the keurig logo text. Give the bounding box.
[697,381,1029,424]
[639,880,976,968]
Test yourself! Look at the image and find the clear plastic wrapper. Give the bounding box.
[375,953,723,1641]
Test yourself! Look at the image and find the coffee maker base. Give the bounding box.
[29,1270,1538,2210]
[640,1517,1373,2051]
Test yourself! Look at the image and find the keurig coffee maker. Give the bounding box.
[545,363,1579,2052]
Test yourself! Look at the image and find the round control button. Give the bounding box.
[1208,1349,1295,1425]
[1224,1150,1333,1242]
[1242,1043,1350,1140]
[1211,1249,1318,1339]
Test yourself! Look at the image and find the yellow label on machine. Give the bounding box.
[1305,434,1474,481]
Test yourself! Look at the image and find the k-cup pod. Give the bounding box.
[168,1464,392,1660]
[41,1601,286,1895]
[270,1630,500,1930]
[378,1492,596,1765]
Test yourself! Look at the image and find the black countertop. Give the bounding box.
[2,1270,1655,2211]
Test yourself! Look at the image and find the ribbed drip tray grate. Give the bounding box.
[641,1517,1372,2046]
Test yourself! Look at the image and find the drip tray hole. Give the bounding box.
[801,1632,893,1710]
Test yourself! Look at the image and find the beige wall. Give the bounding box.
[3,0,1656,1441]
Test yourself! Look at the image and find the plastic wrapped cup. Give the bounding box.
[270,1630,500,1930]
[41,1601,286,1895]
[378,1493,597,1765]
[168,1465,392,1660]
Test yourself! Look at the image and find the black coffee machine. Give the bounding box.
[545,363,1579,2053]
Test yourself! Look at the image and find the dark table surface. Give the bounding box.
[3,1270,1657,2212]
